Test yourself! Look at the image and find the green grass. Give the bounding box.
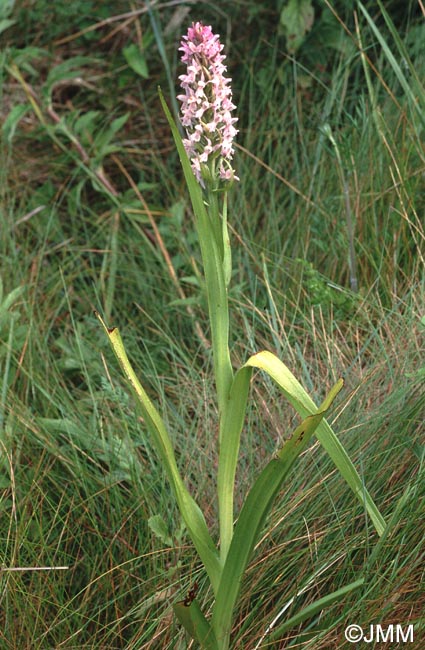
[1,1,424,648]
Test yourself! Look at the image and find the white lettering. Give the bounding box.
[363,625,374,643]
[376,625,393,642]
[346,623,414,644]
[396,624,414,642]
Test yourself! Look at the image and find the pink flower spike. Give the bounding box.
[177,22,238,187]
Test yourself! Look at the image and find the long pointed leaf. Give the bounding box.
[96,313,222,592]
[212,380,344,648]
[159,88,233,416]
[246,351,386,535]
[174,599,218,650]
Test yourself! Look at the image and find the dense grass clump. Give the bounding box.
[0,1,423,648]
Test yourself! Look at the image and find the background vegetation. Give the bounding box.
[0,1,423,648]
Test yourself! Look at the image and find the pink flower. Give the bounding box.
[177,22,238,187]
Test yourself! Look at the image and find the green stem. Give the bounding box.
[159,86,236,593]
[198,198,233,416]
[202,188,237,563]
[202,188,233,423]
[221,193,232,288]
[217,366,252,564]
[159,90,233,417]
[207,188,224,259]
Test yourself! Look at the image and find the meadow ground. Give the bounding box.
[0,2,424,648]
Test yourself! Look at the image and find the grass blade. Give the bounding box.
[358,1,425,130]
[266,578,365,642]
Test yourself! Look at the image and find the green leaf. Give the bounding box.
[174,599,218,650]
[0,284,25,314]
[0,0,15,20]
[73,110,100,137]
[44,56,94,101]
[8,46,48,77]
[148,514,173,546]
[1,104,29,143]
[95,312,222,594]
[0,18,15,35]
[93,113,129,157]
[108,112,130,136]
[158,88,233,416]
[280,0,315,53]
[212,380,344,647]
[168,296,202,308]
[123,43,149,79]
[245,351,386,536]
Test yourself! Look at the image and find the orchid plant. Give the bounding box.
[97,22,386,649]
